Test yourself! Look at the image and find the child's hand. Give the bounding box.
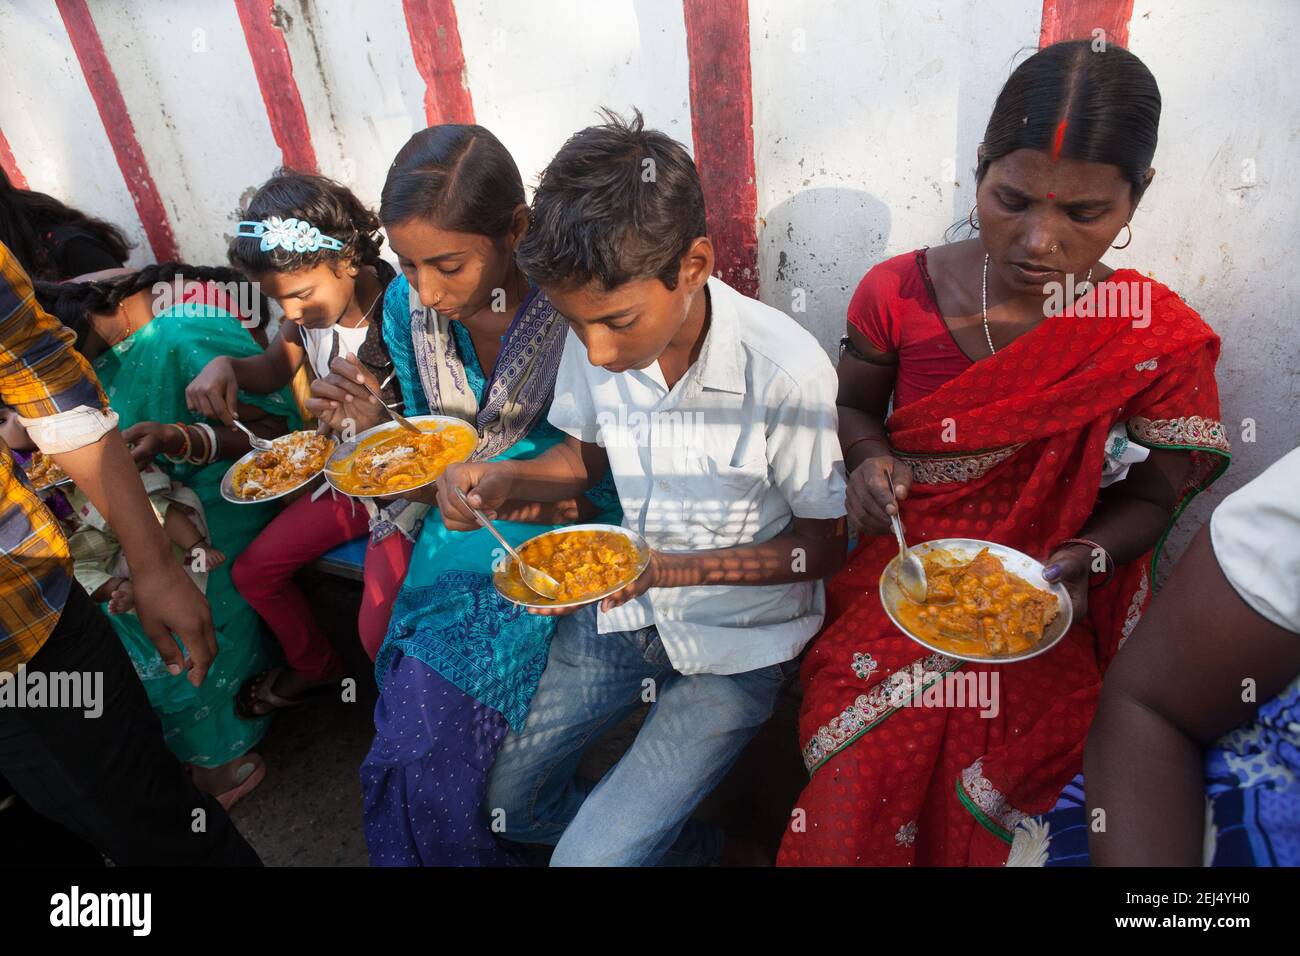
[307,353,386,436]
[308,394,360,438]
[437,461,517,531]
[122,421,181,469]
[599,549,660,612]
[525,550,662,617]
[186,356,240,425]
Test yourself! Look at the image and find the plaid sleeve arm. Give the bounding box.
[0,243,110,421]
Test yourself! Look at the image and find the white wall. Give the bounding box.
[1121,0,1300,539]
[0,1,148,254]
[1,0,1295,558]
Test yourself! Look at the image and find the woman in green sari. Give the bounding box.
[36,263,299,806]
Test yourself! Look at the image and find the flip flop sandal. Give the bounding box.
[235,666,343,719]
[215,755,267,811]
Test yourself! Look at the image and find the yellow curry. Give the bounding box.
[26,451,68,490]
[231,431,335,500]
[502,529,640,603]
[895,548,1060,656]
[331,421,475,496]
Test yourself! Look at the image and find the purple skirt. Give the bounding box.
[361,651,526,866]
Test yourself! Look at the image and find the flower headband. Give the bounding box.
[235,216,344,254]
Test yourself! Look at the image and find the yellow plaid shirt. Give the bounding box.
[0,243,110,673]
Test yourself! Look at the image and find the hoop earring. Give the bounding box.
[1111,222,1133,250]
[968,204,980,231]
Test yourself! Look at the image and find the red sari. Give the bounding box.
[778,269,1230,866]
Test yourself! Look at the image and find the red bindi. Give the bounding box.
[1046,191,1056,199]
[1050,119,1068,162]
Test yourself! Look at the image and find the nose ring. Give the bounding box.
[1049,241,1059,254]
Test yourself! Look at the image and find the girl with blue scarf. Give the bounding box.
[309,125,617,865]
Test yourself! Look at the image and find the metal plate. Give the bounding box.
[220,431,337,505]
[492,523,651,610]
[878,537,1072,664]
[32,476,74,494]
[322,414,477,499]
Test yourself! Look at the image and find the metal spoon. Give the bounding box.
[230,418,274,452]
[454,487,562,599]
[357,377,421,434]
[885,466,927,604]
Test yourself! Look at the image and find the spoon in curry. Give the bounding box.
[454,487,562,599]
[885,466,928,604]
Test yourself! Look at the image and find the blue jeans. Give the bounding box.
[484,603,797,866]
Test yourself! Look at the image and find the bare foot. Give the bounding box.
[108,579,134,614]
[187,542,226,572]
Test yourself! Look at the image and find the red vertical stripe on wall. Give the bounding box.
[0,129,27,189]
[402,0,475,126]
[683,0,759,298]
[1039,0,1135,48]
[55,0,178,262]
[233,0,319,172]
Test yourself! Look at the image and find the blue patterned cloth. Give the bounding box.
[362,654,525,866]
[1028,673,1300,866]
[383,277,428,416]
[364,279,620,865]
[374,278,619,728]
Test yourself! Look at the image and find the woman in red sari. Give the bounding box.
[779,40,1230,867]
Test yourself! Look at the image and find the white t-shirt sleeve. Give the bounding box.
[546,328,601,444]
[1210,445,1300,634]
[766,361,848,520]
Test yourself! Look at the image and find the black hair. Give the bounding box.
[230,168,392,282]
[379,124,525,241]
[34,262,271,352]
[977,40,1161,198]
[0,168,132,280]
[515,108,707,291]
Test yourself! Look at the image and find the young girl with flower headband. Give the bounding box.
[185,168,409,715]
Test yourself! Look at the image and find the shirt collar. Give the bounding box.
[691,277,746,396]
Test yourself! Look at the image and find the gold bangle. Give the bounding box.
[163,423,190,463]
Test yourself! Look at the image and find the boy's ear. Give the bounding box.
[679,237,713,291]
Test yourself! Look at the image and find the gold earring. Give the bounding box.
[968,204,980,230]
[1111,222,1133,250]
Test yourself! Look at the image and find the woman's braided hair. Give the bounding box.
[34,262,270,351]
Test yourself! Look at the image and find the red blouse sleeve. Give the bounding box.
[846,258,906,354]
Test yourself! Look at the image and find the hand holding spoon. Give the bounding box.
[454,487,561,599]
[885,465,928,604]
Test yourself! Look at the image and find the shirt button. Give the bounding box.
[659,480,670,491]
